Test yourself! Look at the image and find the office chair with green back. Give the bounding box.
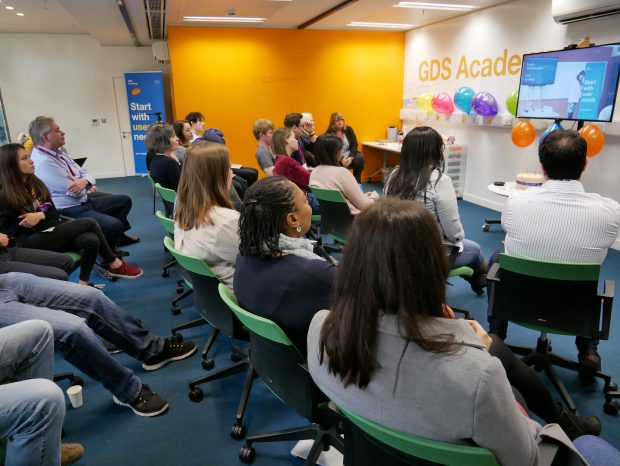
[336,404,503,466]
[310,186,353,250]
[156,210,191,315]
[165,238,254,438]
[487,253,620,415]
[154,182,175,218]
[218,284,345,464]
[146,173,157,214]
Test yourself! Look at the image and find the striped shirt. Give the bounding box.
[502,180,620,264]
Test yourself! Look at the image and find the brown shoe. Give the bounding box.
[61,443,84,465]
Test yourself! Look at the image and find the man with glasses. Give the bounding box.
[29,116,140,251]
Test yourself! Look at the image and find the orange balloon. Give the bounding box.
[578,124,605,157]
[511,121,536,147]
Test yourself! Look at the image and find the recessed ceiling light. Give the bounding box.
[16,12,24,16]
[348,21,415,29]
[182,16,267,23]
[5,5,14,10]
[394,2,478,11]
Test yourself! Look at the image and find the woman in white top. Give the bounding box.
[385,126,486,294]
[174,142,239,289]
[310,134,377,215]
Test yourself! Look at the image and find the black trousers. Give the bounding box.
[0,247,75,281]
[22,218,117,282]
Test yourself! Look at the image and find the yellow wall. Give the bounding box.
[168,27,405,179]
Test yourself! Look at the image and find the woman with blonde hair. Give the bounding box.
[174,142,239,288]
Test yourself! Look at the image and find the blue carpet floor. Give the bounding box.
[55,176,620,465]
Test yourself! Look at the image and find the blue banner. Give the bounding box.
[124,71,166,174]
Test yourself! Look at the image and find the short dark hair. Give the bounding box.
[314,134,343,166]
[185,112,204,123]
[284,113,303,128]
[238,176,297,258]
[539,130,586,180]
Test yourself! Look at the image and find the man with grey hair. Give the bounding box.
[29,116,139,251]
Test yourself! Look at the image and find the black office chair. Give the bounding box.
[219,284,344,464]
[487,253,620,415]
[165,238,254,439]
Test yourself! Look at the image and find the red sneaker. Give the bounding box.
[108,260,143,279]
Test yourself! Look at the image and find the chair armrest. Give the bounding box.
[597,280,615,340]
[487,263,501,282]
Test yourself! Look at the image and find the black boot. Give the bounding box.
[557,407,601,440]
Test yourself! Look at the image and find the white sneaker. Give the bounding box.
[290,439,344,466]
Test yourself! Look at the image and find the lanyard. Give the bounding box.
[36,146,77,178]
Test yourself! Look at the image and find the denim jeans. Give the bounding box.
[0,272,165,404]
[452,238,485,271]
[0,320,65,465]
[61,192,132,248]
[574,436,620,466]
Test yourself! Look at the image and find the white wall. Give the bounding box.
[0,33,168,178]
[403,0,620,247]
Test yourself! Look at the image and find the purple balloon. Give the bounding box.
[471,92,499,117]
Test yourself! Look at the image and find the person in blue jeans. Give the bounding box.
[0,320,83,465]
[0,272,197,417]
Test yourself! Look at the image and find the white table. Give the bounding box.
[487,181,518,197]
[362,141,401,181]
[482,182,515,231]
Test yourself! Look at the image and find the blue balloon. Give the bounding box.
[454,87,475,114]
[539,121,564,146]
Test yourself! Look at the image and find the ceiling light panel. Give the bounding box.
[348,21,414,28]
[395,2,478,11]
[182,16,267,23]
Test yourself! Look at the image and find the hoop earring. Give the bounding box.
[296,225,302,233]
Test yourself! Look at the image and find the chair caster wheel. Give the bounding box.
[231,423,246,439]
[239,445,255,463]
[189,387,204,402]
[70,376,84,387]
[202,358,215,370]
[162,269,170,278]
[176,284,184,294]
[171,333,183,343]
[231,352,243,362]
[604,381,618,393]
[171,305,181,315]
[603,400,619,415]
[482,224,490,232]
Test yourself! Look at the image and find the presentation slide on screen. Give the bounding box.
[517,44,620,121]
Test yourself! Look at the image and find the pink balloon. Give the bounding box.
[431,92,455,114]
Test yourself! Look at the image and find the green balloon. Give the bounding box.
[506,90,518,117]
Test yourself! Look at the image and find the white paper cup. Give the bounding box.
[66,385,83,409]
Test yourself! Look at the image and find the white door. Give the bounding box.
[113,77,136,176]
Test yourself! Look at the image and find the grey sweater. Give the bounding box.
[308,311,587,466]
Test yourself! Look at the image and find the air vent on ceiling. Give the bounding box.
[145,0,166,40]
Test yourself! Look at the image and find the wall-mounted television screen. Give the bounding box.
[516,43,620,122]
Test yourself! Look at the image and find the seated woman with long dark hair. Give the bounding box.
[385,126,486,294]
[174,142,239,289]
[310,134,377,215]
[173,119,192,163]
[234,176,335,356]
[0,143,143,285]
[308,199,609,466]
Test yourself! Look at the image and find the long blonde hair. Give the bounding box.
[175,142,232,230]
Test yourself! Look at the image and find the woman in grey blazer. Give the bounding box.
[308,199,615,466]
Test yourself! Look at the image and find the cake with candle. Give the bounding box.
[515,172,544,189]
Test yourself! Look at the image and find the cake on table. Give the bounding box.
[515,172,544,189]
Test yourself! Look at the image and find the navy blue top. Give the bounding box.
[150,154,182,191]
[234,254,336,357]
